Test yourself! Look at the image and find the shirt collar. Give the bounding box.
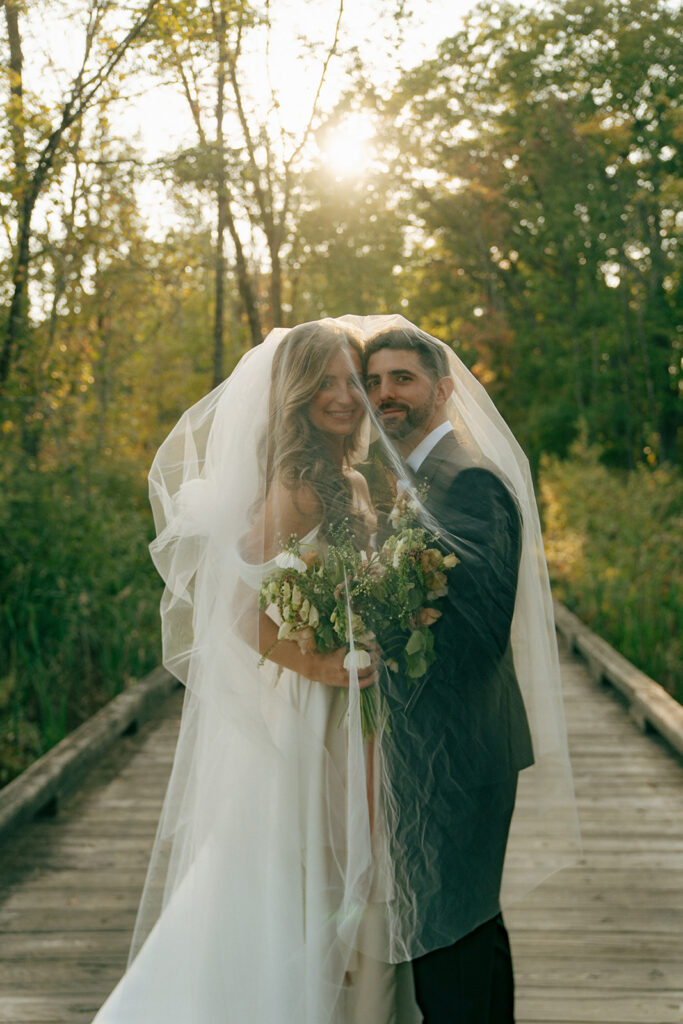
[405,420,453,474]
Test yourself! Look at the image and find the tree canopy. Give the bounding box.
[0,0,679,468]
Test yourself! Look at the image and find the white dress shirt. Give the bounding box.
[396,420,452,493]
[405,420,453,474]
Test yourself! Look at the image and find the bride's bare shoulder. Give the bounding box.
[268,475,320,522]
[245,477,320,560]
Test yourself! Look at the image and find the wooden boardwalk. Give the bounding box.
[0,643,681,1024]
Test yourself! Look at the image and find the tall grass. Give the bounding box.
[540,441,682,701]
[0,461,162,785]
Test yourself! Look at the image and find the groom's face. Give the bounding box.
[365,348,436,444]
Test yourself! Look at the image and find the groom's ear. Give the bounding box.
[434,376,454,407]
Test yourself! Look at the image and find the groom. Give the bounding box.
[363,327,534,1023]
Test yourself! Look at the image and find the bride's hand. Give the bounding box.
[307,646,378,689]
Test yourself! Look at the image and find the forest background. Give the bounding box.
[0,0,680,783]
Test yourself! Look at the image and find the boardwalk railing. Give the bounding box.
[553,601,683,758]
[1,602,680,845]
[0,667,178,841]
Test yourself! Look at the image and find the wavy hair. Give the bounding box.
[260,321,368,544]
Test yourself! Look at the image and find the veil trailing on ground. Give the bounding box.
[96,315,578,1024]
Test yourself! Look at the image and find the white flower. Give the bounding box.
[343,649,372,671]
[300,598,310,620]
[308,605,319,627]
[392,538,408,568]
[277,621,295,640]
[291,585,303,608]
[275,551,307,572]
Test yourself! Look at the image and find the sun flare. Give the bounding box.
[319,112,376,179]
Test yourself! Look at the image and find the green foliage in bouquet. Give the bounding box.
[258,499,457,736]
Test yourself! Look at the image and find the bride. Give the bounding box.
[93,319,418,1023]
[93,315,578,1023]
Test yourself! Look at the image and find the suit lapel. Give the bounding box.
[414,431,462,492]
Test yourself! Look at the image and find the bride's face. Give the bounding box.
[307,347,364,438]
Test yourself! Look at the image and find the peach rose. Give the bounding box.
[417,607,442,627]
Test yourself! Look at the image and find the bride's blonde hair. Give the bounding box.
[263,321,367,543]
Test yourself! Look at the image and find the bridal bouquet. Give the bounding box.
[259,495,458,736]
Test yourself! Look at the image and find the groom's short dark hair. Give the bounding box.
[364,327,450,383]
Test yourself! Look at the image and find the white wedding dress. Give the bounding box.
[93,525,421,1024]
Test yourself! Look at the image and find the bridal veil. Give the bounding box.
[95,315,579,1023]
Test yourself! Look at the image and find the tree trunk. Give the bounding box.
[214,191,227,385]
[268,234,283,328]
[226,216,261,346]
[4,1,25,181]
[0,0,28,388]
[0,0,160,390]
[212,3,227,388]
[618,268,637,468]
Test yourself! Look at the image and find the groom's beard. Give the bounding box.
[375,397,435,440]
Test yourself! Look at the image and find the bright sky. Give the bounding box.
[20,0,486,239]
[123,0,482,160]
[99,0,485,234]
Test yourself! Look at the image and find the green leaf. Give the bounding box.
[405,628,425,655]
[406,653,428,678]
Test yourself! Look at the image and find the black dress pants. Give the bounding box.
[411,913,514,1023]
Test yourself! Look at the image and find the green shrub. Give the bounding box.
[540,441,682,701]
[0,460,162,785]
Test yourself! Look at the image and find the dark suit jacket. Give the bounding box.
[367,432,534,950]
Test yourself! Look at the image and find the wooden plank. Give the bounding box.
[512,887,683,911]
[0,962,124,991]
[0,907,138,931]
[0,931,131,959]
[511,931,683,960]
[0,997,95,1024]
[514,959,683,990]
[516,988,683,1024]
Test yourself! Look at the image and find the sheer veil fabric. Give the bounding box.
[93,315,579,1024]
